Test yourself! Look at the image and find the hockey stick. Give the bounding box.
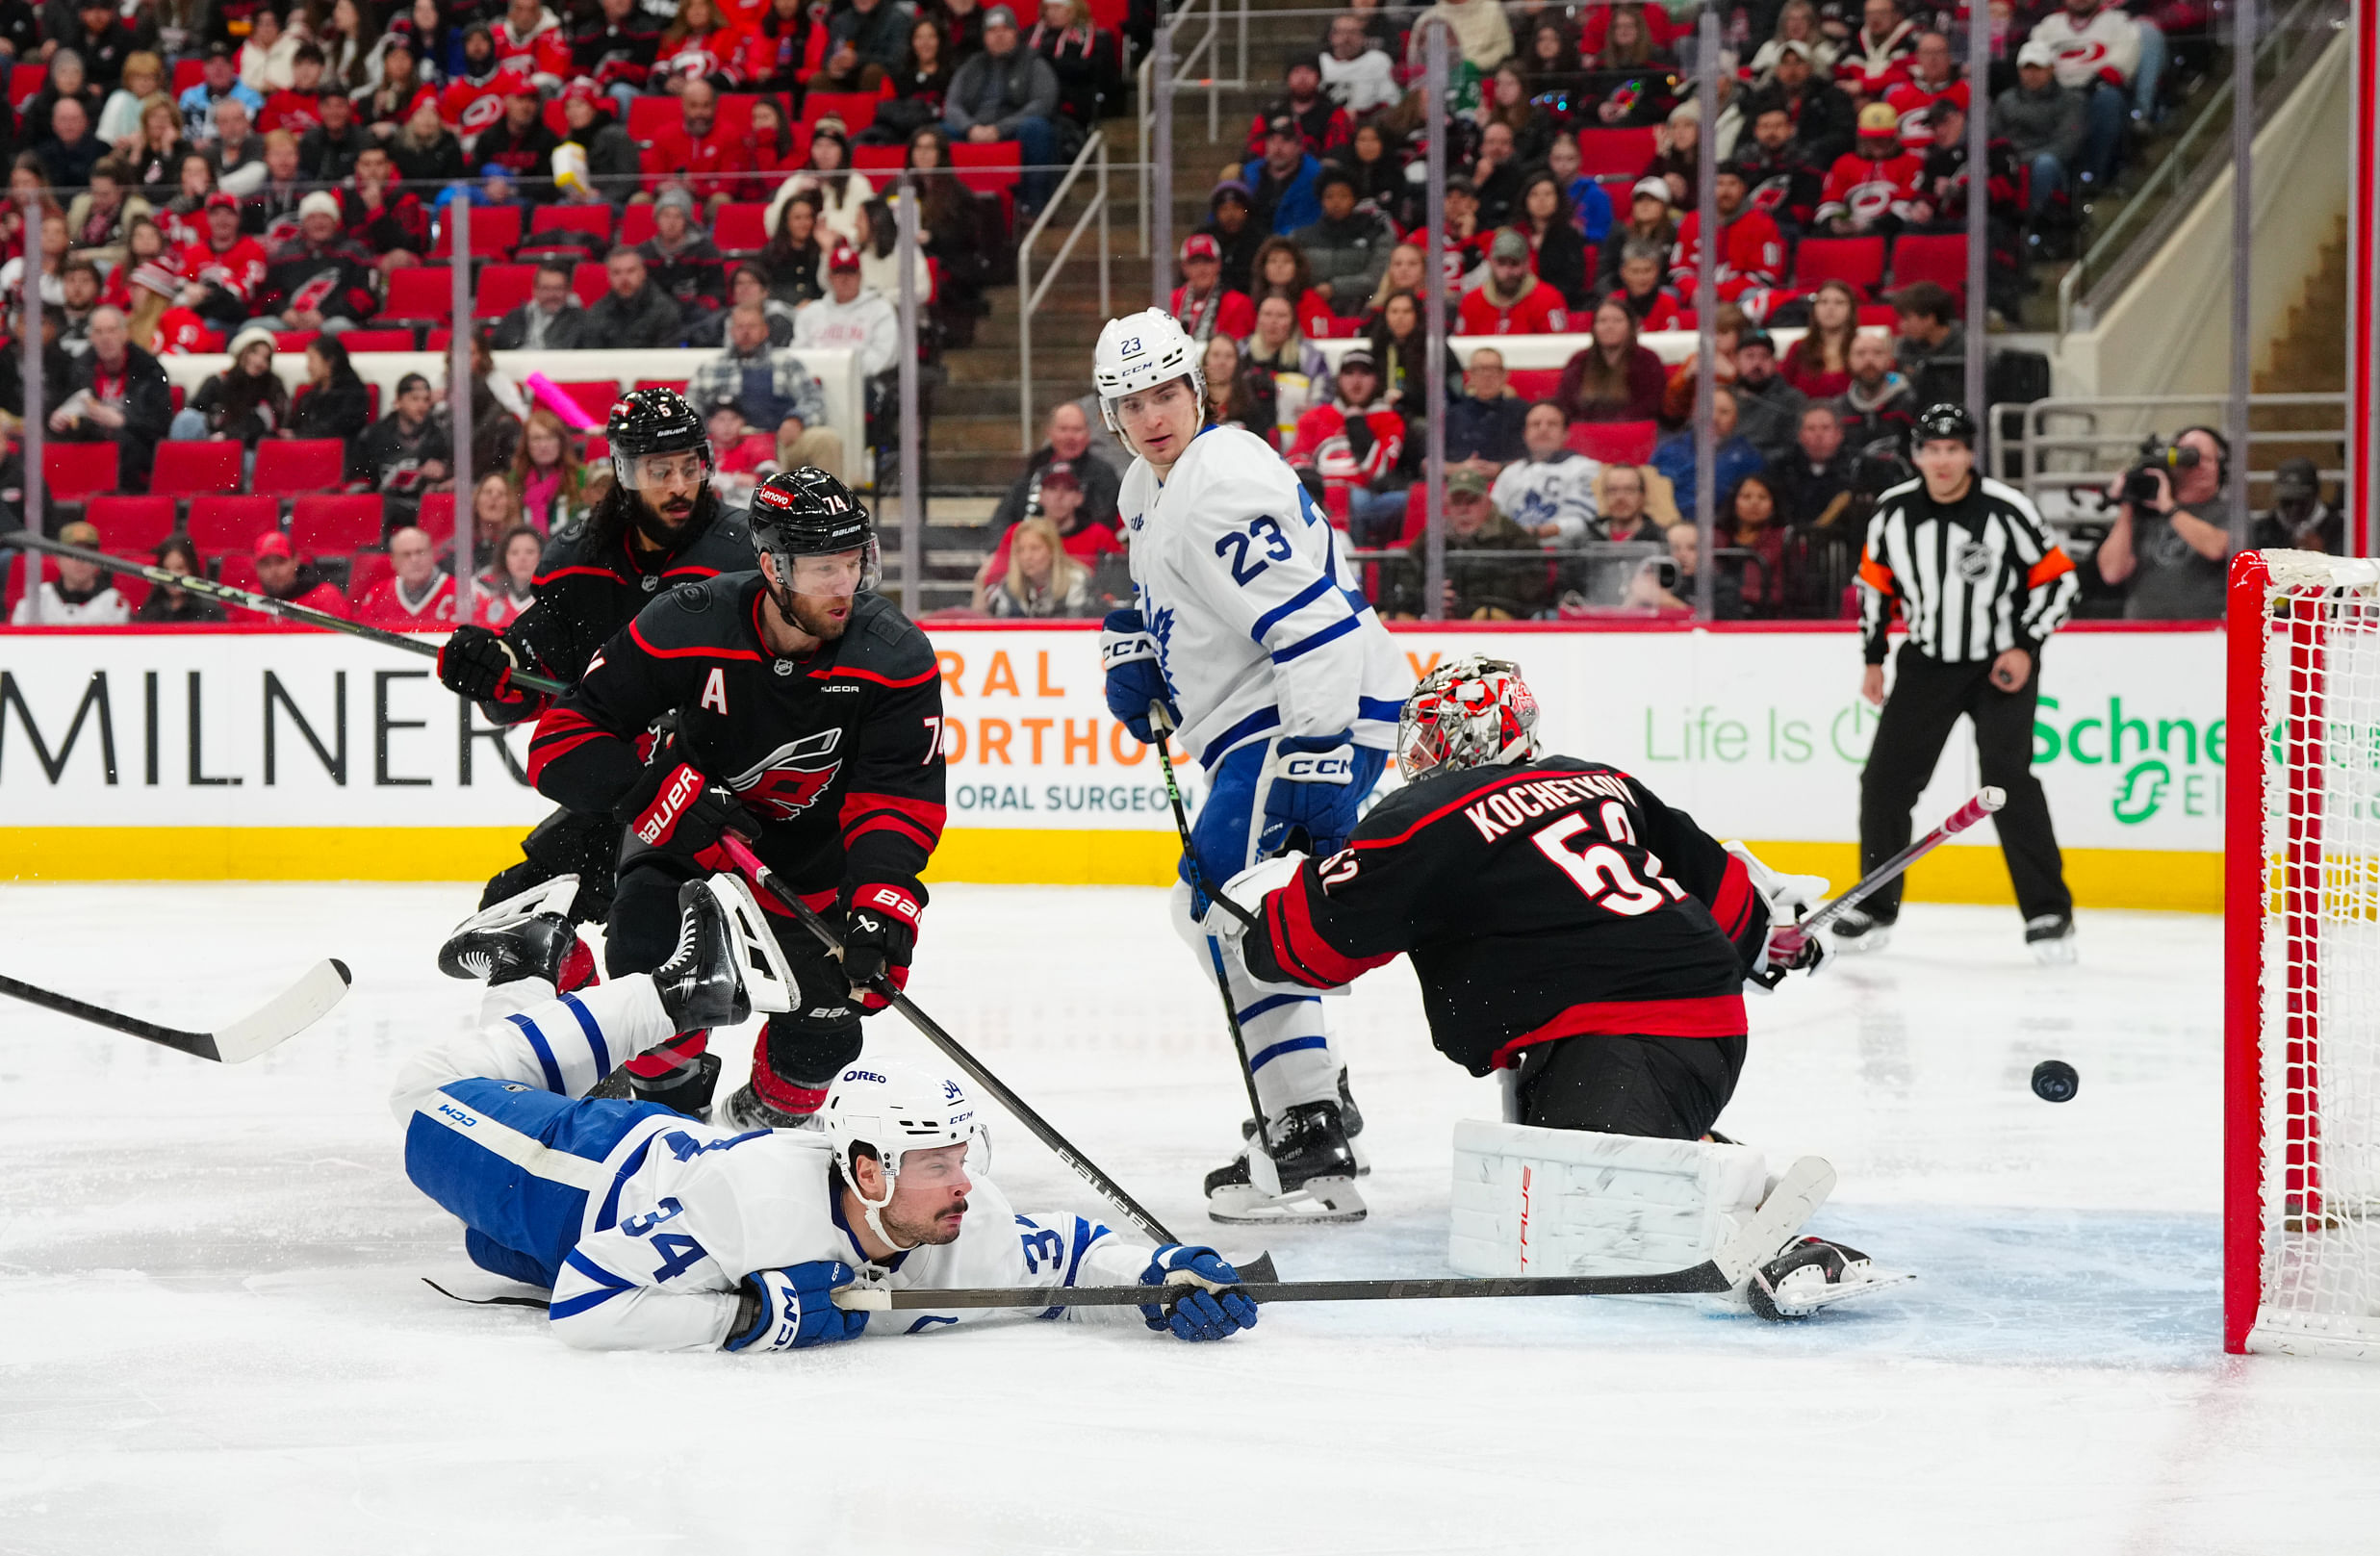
[0,959,351,1063]
[1146,703,1273,1141]
[710,833,1282,1278]
[1767,787,2006,959]
[0,531,569,695]
[832,1156,1837,1313]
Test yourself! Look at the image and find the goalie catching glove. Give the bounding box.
[1726,843,1831,991]
[1137,1244,1259,1341]
[725,1260,870,1352]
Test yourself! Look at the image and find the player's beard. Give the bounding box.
[771,582,854,640]
[627,483,711,549]
[880,1194,967,1248]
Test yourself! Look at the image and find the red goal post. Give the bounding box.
[2226,549,2380,1358]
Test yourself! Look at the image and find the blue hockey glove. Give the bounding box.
[1259,732,1359,857]
[1100,608,1178,744]
[724,1261,869,1352]
[1138,1244,1259,1341]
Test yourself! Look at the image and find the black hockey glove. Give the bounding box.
[437,624,531,710]
[840,883,921,1009]
[619,760,746,858]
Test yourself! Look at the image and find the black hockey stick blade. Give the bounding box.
[834,1263,1737,1313]
[0,958,351,1063]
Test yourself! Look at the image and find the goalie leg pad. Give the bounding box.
[1448,1120,1769,1279]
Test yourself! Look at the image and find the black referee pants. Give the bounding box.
[1857,642,2072,925]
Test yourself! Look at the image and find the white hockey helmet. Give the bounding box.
[1092,308,1205,434]
[1395,654,1542,780]
[823,1060,988,1246]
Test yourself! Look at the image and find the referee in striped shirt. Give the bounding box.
[1843,403,2083,963]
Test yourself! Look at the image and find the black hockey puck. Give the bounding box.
[2032,1059,2080,1104]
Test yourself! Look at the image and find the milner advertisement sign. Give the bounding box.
[0,622,2222,908]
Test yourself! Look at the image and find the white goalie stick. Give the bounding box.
[831,1157,1838,1315]
[0,960,352,1063]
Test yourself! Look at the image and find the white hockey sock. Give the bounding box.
[1204,930,1342,1119]
[495,977,675,1099]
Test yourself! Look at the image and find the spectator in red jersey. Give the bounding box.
[1458,230,1570,336]
[743,96,805,194]
[493,0,576,91]
[257,192,381,335]
[1883,31,1966,150]
[642,76,750,213]
[340,145,431,268]
[259,43,329,137]
[703,393,781,506]
[1735,94,1827,236]
[99,217,173,310]
[750,0,820,94]
[653,0,755,91]
[1241,54,1350,165]
[971,470,1119,610]
[1815,100,1926,236]
[176,191,270,332]
[1292,345,1407,544]
[255,529,352,621]
[1668,162,1786,308]
[981,515,1095,617]
[441,24,522,153]
[476,78,562,193]
[1556,296,1667,423]
[1171,232,1255,343]
[477,524,547,628]
[1835,0,1918,98]
[354,524,459,629]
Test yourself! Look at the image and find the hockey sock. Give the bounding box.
[753,1014,861,1117]
[624,1028,710,1084]
[557,936,601,994]
[497,976,675,1099]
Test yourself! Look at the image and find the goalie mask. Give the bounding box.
[1395,655,1541,780]
[824,1062,989,1248]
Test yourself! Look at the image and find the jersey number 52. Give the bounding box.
[1216,516,1293,586]
[1530,803,1687,918]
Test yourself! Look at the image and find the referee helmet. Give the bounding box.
[1911,402,1978,448]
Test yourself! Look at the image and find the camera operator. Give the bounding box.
[2250,457,2342,554]
[2092,425,2233,620]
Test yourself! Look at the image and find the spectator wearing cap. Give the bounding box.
[639,188,726,317]
[1668,161,1786,306]
[257,192,382,335]
[492,260,592,351]
[360,373,453,523]
[439,24,519,150]
[1319,12,1397,116]
[992,402,1123,533]
[134,537,230,625]
[689,302,842,479]
[1652,384,1763,503]
[1750,4,1837,78]
[981,515,1096,618]
[170,323,289,446]
[1196,181,1265,295]
[2252,458,2343,553]
[475,77,562,193]
[1993,40,2086,219]
[353,525,459,630]
[1291,166,1396,320]
[973,475,1116,611]
[557,78,643,206]
[1815,101,1926,236]
[173,191,270,332]
[1241,55,1349,166]
[1171,234,1255,343]
[793,241,902,461]
[254,530,352,621]
[1764,38,1856,166]
[181,39,266,144]
[1458,230,1570,336]
[1729,328,1808,463]
[704,395,783,507]
[339,144,431,267]
[1446,346,1531,469]
[11,518,131,625]
[1241,114,1322,236]
[1599,176,1678,293]
[1292,345,1406,546]
[297,89,371,185]
[49,307,173,494]
[643,77,752,215]
[584,244,690,348]
[944,6,1064,217]
[1383,467,1549,621]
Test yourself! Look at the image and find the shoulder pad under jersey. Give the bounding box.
[628,572,754,653]
[837,593,937,680]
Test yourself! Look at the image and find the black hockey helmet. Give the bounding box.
[750,466,880,591]
[1910,402,1977,449]
[605,387,710,485]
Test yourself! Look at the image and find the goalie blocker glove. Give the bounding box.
[725,1260,870,1351]
[1137,1244,1259,1341]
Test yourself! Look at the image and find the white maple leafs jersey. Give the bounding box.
[1489,451,1600,546]
[543,1118,1152,1350]
[1120,424,1410,770]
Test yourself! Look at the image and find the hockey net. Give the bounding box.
[2227,549,2380,1358]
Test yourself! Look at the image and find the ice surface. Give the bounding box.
[3,884,2375,1553]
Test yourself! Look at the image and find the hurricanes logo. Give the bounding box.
[729,728,845,819]
[2111,759,2170,825]
[457,93,507,135]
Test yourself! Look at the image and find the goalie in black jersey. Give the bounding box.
[1211,656,1907,1318]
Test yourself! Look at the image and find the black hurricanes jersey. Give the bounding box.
[495,504,755,724]
[1243,755,1771,1076]
[526,577,947,906]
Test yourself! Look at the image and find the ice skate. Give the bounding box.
[653,875,796,1033]
[2026,914,2077,965]
[712,1081,826,1133]
[1829,907,1892,954]
[436,876,582,985]
[1745,1237,1913,1321]
[1206,1101,1367,1224]
[587,1052,723,1119]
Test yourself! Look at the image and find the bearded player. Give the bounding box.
[1205,655,1906,1317]
[434,389,755,1113]
[400,875,1258,1350]
[1093,307,1412,1225]
[516,467,945,1135]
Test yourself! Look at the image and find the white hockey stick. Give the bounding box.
[0,959,352,1063]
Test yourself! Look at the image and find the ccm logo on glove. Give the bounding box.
[1280,749,1354,782]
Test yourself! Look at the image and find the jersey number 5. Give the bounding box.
[1529,804,1686,917]
[1216,515,1293,585]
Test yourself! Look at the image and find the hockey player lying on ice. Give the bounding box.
[1211,655,1907,1318]
[391,875,1259,1352]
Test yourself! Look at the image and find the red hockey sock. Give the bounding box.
[625,1028,709,1080]
[751,1060,828,1118]
[557,935,601,994]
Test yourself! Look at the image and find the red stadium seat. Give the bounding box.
[571,262,610,307]
[1889,233,1968,298]
[619,203,659,245]
[475,263,539,319]
[272,330,320,352]
[382,265,457,322]
[1573,127,1657,177]
[340,328,417,352]
[417,492,457,545]
[187,496,281,555]
[1506,369,1563,401]
[550,380,625,421]
[253,439,349,496]
[148,441,243,499]
[174,58,206,93]
[10,64,44,113]
[951,141,1022,194]
[713,202,770,253]
[346,551,391,596]
[715,92,760,137]
[853,144,905,176]
[627,94,677,142]
[583,436,610,464]
[217,551,262,593]
[1790,237,1887,292]
[634,378,688,393]
[531,204,615,243]
[542,99,570,138]
[291,493,387,553]
[426,327,453,353]
[429,203,524,261]
[86,496,179,555]
[1858,304,1900,327]
[801,91,880,134]
[1567,420,1658,466]
[42,442,118,502]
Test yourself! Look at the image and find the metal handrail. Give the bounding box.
[2057,0,2335,336]
[1136,0,1251,256]
[1015,132,1113,450]
[1989,390,2347,510]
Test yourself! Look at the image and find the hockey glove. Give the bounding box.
[841,883,921,1009]
[621,760,747,857]
[1258,733,1359,858]
[1725,843,1833,990]
[724,1261,869,1352]
[437,624,533,712]
[1100,608,1179,744]
[1138,1244,1258,1341]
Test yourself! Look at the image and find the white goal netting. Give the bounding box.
[2247,550,2380,1358]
